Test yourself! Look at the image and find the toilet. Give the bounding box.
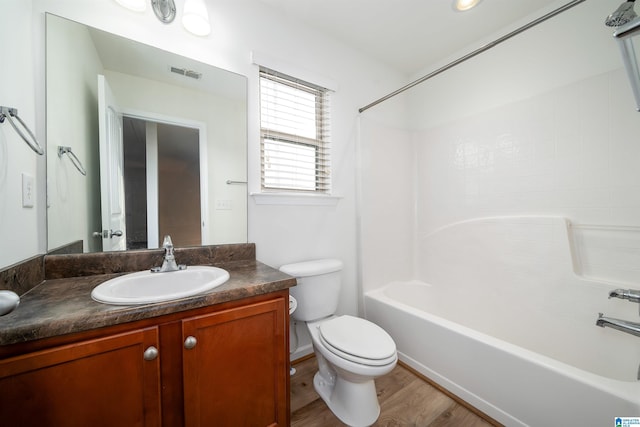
[280,259,397,427]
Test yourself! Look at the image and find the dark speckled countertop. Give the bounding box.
[0,244,296,347]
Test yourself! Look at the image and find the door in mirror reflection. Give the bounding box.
[98,74,126,251]
[123,117,202,250]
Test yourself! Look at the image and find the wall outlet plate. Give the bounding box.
[22,173,34,208]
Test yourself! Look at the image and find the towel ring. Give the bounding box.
[0,106,44,155]
[58,146,87,176]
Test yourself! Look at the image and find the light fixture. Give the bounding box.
[114,0,210,36]
[114,0,147,12]
[151,0,176,24]
[182,0,211,36]
[453,0,482,12]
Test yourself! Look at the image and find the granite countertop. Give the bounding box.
[0,258,296,347]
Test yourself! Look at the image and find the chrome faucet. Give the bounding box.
[608,288,640,315]
[608,288,640,302]
[151,235,187,273]
[596,313,640,338]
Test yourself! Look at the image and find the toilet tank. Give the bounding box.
[279,259,343,322]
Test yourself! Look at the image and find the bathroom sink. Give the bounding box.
[91,266,230,305]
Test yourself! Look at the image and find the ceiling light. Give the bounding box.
[454,0,482,12]
[114,0,147,12]
[182,0,211,36]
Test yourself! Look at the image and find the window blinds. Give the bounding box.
[259,68,331,193]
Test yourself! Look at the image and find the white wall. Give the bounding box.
[46,15,103,252]
[357,113,415,296]
[0,0,45,268]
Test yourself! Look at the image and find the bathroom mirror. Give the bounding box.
[46,14,247,254]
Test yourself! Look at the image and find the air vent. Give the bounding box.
[170,66,202,80]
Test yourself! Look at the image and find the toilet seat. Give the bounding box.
[318,315,396,366]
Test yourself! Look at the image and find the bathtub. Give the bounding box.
[363,217,640,426]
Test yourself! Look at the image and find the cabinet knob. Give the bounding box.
[184,336,197,349]
[143,346,159,361]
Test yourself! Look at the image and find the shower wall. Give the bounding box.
[358,113,414,297]
[359,0,640,292]
[411,0,640,238]
[415,67,640,237]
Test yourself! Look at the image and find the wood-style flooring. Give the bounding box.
[290,356,501,427]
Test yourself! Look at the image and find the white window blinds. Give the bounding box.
[259,68,331,193]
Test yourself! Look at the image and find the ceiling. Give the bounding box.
[256,0,582,75]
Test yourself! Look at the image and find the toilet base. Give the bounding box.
[313,371,380,427]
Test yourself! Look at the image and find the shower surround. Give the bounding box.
[358,9,640,421]
[364,216,640,425]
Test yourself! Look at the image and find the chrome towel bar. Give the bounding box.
[0,106,44,155]
[58,146,87,176]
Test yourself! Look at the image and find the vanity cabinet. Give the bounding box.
[181,297,288,426]
[0,291,290,427]
[0,327,162,426]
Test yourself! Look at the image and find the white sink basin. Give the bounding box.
[91,266,230,305]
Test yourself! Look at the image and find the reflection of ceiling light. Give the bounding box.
[454,0,482,12]
[114,0,147,12]
[182,0,211,36]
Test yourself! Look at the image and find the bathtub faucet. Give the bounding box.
[596,313,640,338]
[608,288,640,302]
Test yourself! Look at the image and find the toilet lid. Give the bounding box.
[318,315,396,365]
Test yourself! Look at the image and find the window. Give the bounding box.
[259,68,331,193]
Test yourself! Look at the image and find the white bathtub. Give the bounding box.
[363,217,640,426]
[365,281,640,426]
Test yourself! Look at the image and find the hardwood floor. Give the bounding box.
[291,356,501,427]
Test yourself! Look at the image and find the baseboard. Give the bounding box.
[290,343,313,363]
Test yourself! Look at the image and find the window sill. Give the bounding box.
[250,192,342,206]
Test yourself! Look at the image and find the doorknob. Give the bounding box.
[96,229,123,238]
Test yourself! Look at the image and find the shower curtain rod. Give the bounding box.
[358,0,587,113]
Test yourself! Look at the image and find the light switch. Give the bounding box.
[22,173,34,208]
[215,199,232,210]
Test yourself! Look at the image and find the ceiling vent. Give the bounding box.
[170,66,202,80]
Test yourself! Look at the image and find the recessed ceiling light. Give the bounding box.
[454,0,482,12]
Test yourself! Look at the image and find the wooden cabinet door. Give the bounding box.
[0,327,161,427]
[182,297,289,427]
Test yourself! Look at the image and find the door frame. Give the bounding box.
[121,107,209,248]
